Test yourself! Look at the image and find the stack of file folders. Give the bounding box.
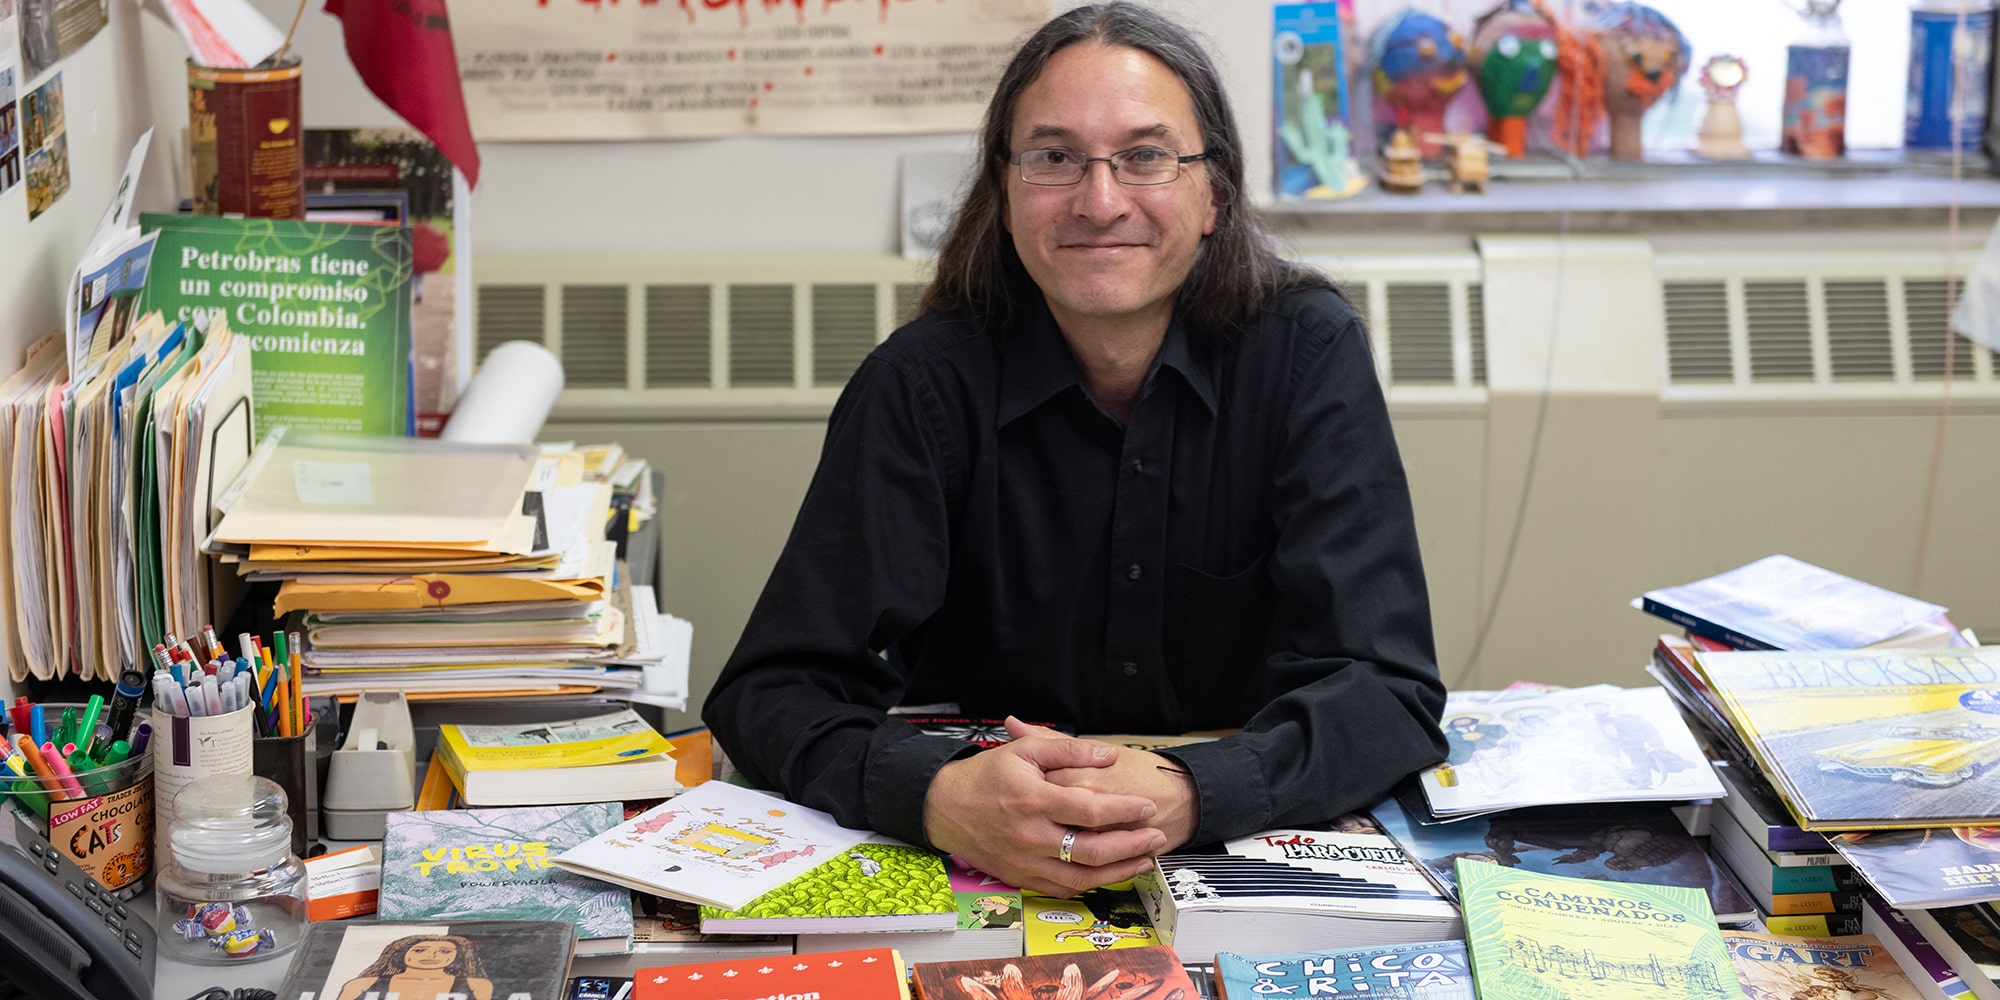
[203,431,642,698]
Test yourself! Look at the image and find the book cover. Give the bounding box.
[1370,797,1755,922]
[1456,859,1740,1000]
[634,946,909,1000]
[138,212,413,437]
[698,838,956,933]
[1639,555,1945,651]
[1024,884,1161,954]
[552,780,868,911]
[379,803,633,950]
[912,945,1198,1000]
[276,919,575,1000]
[952,860,1022,932]
[1831,826,2000,910]
[1136,822,1459,961]
[1216,943,1472,1000]
[893,715,1070,748]
[566,976,633,1000]
[1691,647,2000,829]
[1417,686,1723,819]
[303,128,470,437]
[1862,895,1982,1000]
[1721,931,1924,999]
[438,709,672,771]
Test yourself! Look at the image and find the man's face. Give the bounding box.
[1005,43,1218,335]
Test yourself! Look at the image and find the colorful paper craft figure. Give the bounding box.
[1468,0,1562,157]
[1370,11,1469,158]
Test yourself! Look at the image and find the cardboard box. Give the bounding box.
[305,844,381,921]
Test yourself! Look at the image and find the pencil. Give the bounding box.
[289,632,305,738]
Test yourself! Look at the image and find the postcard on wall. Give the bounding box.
[16,0,105,81]
[21,69,63,219]
[0,63,18,197]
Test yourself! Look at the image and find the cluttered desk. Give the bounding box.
[3,552,2000,996]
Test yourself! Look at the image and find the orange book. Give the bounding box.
[912,946,1199,1000]
[637,946,908,1000]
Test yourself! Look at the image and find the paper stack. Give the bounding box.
[204,431,641,697]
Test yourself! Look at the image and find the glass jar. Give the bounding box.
[154,774,306,964]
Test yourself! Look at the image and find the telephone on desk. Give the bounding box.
[0,813,153,1000]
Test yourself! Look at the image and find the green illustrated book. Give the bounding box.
[1456,858,1743,1000]
[138,212,412,436]
[697,838,956,934]
[378,803,634,955]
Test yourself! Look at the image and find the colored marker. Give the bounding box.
[14,737,63,795]
[101,740,130,766]
[107,668,147,742]
[35,741,83,798]
[68,752,109,796]
[57,707,77,750]
[129,723,152,757]
[87,725,112,761]
[29,706,44,748]
[290,631,306,735]
[1,753,49,819]
[76,696,103,753]
[8,697,28,736]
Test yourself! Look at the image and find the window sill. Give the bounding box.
[1259,150,2000,234]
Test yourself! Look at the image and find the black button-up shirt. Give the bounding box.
[704,286,1448,848]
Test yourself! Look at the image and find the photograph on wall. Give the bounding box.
[21,70,65,218]
[0,64,18,196]
[15,0,103,81]
[453,0,1048,140]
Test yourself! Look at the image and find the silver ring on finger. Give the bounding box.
[1058,827,1079,864]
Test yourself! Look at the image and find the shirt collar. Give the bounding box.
[996,297,1219,428]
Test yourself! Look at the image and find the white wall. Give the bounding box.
[139,0,1274,258]
[0,0,168,375]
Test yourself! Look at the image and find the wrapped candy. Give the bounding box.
[171,902,278,958]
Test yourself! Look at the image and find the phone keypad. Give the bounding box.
[20,829,154,960]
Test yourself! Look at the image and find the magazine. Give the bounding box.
[1637,555,1946,651]
[276,920,574,1000]
[1831,825,2000,909]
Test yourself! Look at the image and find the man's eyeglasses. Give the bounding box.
[1009,146,1212,186]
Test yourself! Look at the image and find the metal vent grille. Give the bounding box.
[894,283,927,328]
[476,285,545,363]
[729,284,796,387]
[645,285,710,388]
[559,285,628,388]
[1823,280,1894,381]
[1466,281,1487,386]
[1744,280,1814,382]
[1662,281,1731,383]
[1906,278,1974,380]
[1386,282,1453,384]
[813,284,877,387]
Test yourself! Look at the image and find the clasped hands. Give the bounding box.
[922,718,1197,897]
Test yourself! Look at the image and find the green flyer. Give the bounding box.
[139,213,412,436]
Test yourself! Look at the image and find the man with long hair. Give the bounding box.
[706,2,1445,896]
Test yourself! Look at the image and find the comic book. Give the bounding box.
[1831,826,2000,910]
[1370,797,1755,922]
[1721,931,1924,999]
[1456,861,1738,1000]
[1692,647,2000,830]
[277,920,574,1000]
[1216,943,1472,1000]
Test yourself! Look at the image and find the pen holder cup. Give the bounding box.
[151,703,255,867]
[252,730,314,857]
[0,753,155,891]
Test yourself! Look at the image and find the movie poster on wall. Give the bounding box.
[454,0,1047,140]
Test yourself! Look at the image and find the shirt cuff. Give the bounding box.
[1159,738,1268,847]
[863,730,981,849]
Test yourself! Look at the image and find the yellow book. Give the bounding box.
[1023,882,1160,954]
[434,709,681,807]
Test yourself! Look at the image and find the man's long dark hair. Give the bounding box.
[923,2,1333,335]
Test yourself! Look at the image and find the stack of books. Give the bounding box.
[1637,555,2000,999]
[204,431,642,697]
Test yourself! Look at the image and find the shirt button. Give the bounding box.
[1130,458,1144,474]
[1122,662,1139,676]
[1127,564,1143,581]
